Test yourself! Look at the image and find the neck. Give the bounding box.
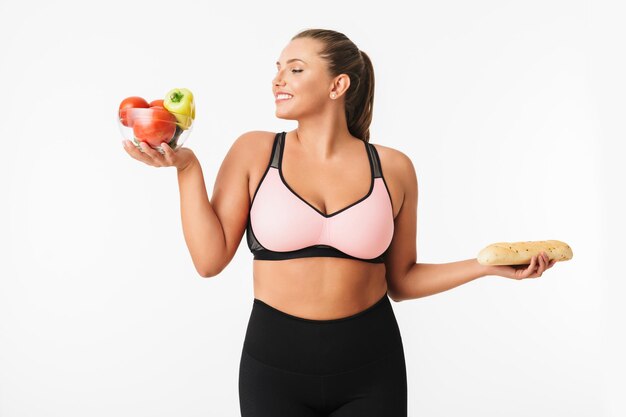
[294,115,357,161]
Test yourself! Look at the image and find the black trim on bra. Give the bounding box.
[277,131,375,218]
[370,143,395,219]
[252,245,386,263]
[245,133,280,255]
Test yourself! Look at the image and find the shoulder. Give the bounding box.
[231,130,276,152]
[370,142,416,182]
[369,142,418,213]
[229,131,280,183]
[370,142,410,166]
[226,130,277,163]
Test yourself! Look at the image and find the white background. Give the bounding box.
[1,0,623,416]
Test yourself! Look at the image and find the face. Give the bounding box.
[272,37,348,120]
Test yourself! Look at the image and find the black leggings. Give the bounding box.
[238,292,407,417]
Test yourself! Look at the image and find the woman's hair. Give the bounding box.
[291,29,374,142]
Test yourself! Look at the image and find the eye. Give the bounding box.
[275,67,303,73]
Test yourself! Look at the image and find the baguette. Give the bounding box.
[477,240,573,266]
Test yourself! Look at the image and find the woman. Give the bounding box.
[123,28,556,417]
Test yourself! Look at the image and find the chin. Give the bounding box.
[275,109,298,121]
[275,114,297,121]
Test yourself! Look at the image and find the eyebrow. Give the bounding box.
[276,58,307,65]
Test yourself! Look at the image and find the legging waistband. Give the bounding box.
[242,292,404,376]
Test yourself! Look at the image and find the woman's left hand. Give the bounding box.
[488,252,557,280]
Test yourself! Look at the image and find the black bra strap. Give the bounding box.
[366,142,382,178]
[270,132,283,169]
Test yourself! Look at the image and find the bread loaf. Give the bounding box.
[477,240,573,266]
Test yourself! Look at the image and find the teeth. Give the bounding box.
[277,94,293,100]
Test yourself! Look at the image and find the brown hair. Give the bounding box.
[291,29,375,143]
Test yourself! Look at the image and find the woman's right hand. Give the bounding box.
[123,140,197,171]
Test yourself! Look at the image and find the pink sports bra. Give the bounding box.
[246,132,395,263]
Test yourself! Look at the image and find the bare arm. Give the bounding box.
[176,156,224,277]
[381,147,554,301]
[176,132,258,277]
[394,259,491,301]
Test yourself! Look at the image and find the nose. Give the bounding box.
[273,69,286,87]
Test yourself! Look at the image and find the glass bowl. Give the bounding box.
[118,107,194,154]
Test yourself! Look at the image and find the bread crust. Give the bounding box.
[477,240,573,266]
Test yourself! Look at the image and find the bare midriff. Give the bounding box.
[252,257,388,320]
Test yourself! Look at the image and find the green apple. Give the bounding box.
[164,88,195,130]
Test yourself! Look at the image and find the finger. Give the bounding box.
[139,141,165,164]
[537,253,546,276]
[523,256,537,279]
[542,252,549,271]
[529,255,540,278]
[539,252,550,275]
[124,140,154,165]
[533,254,543,277]
[541,252,551,274]
[160,141,174,165]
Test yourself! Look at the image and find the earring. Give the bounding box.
[330,92,337,99]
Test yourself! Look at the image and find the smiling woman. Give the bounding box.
[122,25,559,417]
[270,31,374,142]
[231,28,414,417]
